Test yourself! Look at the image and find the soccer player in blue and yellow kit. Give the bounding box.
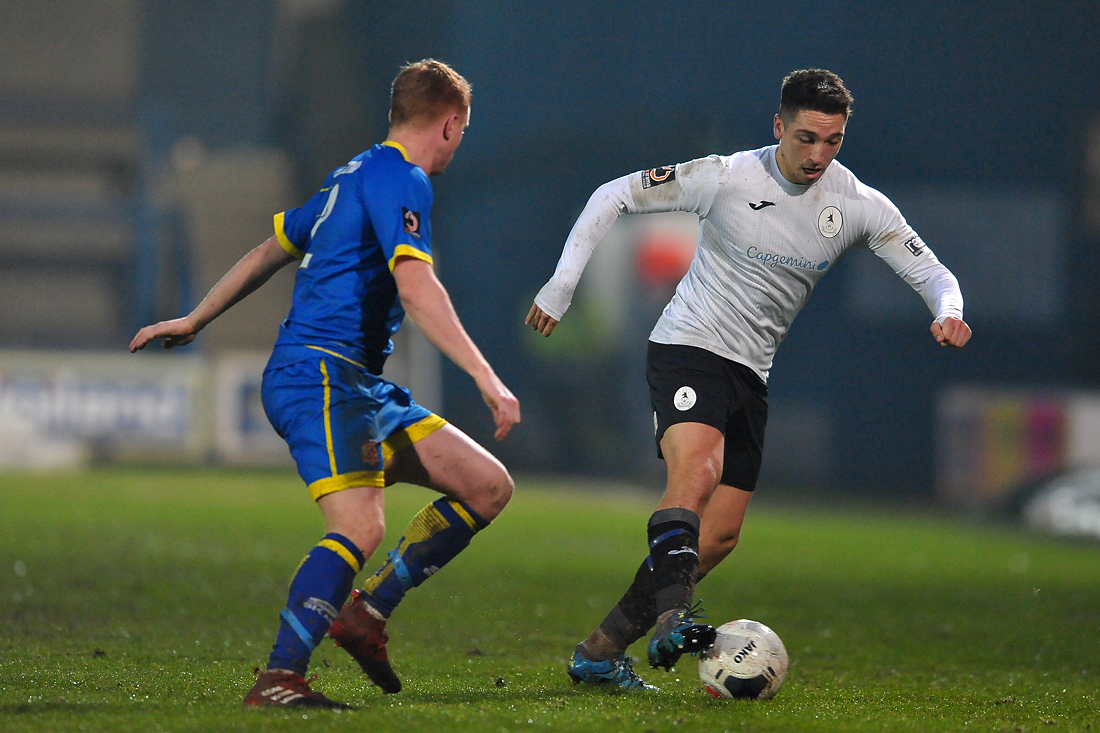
[131,60,520,708]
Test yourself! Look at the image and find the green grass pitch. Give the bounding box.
[0,469,1097,732]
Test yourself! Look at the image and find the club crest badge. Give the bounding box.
[402,207,421,238]
[641,165,676,189]
[361,440,380,466]
[818,206,843,238]
[673,386,697,411]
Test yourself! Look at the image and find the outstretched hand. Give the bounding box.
[129,317,200,352]
[525,303,559,337]
[931,317,971,348]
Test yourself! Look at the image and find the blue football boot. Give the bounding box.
[567,651,659,691]
[646,601,716,671]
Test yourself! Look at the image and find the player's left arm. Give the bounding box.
[930,314,971,348]
[863,199,971,349]
[393,257,520,440]
[129,235,295,352]
[871,238,972,348]
[366,168,520,438]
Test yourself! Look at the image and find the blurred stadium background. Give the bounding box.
[2,0,1100,527]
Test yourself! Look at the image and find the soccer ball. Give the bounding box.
[698,619,788,700]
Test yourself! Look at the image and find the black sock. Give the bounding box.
[647,508,700,622]
[597,558,657,653]
[589,553,711,658]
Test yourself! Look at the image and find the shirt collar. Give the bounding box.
[381,140,411,162]
[767,145,813,195]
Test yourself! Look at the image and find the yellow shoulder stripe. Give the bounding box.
[388,244,433,272]
[274,212,305,259]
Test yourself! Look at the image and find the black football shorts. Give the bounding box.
[647,341,768,491]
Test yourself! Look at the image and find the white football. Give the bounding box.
[698,619,788,699]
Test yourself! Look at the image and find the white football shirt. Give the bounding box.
[534,145,964,381]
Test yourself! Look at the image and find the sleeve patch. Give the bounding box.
[402,207,422,239]
[903,235,926,257]
[641,166,676,189]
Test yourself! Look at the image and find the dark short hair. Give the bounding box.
[778,69,853,122]
[390,59,472,128]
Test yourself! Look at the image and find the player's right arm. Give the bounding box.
[527,156,724,336]
[393,257,520,440]
[129,236,295,352]
[131,183,328,352]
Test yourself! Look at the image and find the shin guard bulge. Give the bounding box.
[646,508,701,620]
[268,533,365,675]
[361,498,487,618]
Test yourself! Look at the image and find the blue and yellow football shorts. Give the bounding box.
[261,351,447,501]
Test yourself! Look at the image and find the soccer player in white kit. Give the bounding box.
[527,69,972,690]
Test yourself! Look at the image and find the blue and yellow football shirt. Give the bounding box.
[269,141,434,374]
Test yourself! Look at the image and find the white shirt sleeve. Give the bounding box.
[533,175,634,321]
[861,191,964,324]
[534,157,724,320]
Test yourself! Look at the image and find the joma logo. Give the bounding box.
[732,639,757,664]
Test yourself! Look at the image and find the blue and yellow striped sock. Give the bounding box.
[361,498,487,618]
[267,532,365,675]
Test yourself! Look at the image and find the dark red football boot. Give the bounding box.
[328,589,402,693]
[243,669,350,709]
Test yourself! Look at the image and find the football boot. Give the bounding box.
[328,589,402,694]
[646,601,717,671]
[243,669,350,709]
[567,650,658,691]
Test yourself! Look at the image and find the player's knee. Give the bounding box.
[715,529,740,557]
[480,466,514,520]
[358,519,386,554]
[448,449,512,521]
[702,456,723,487]
[679,455,722,495]
[700,530,739,574]
[333,516,385,556]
